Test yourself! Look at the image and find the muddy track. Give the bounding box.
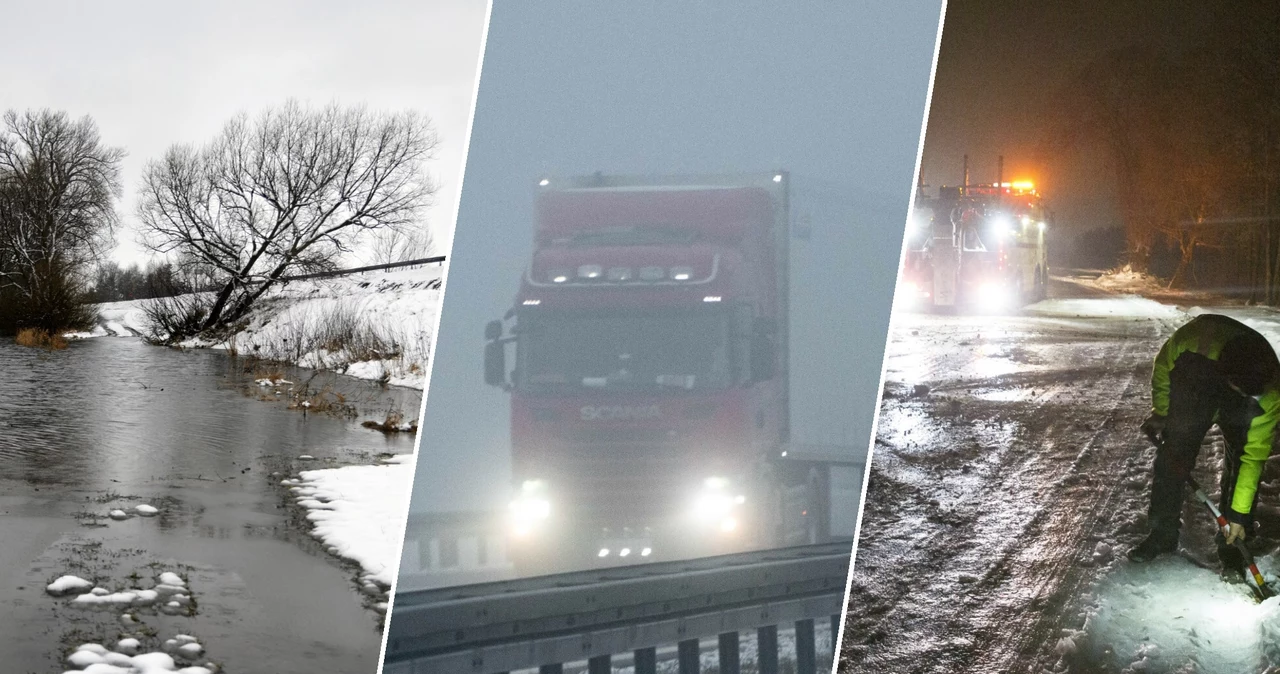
[842,304,1180,673]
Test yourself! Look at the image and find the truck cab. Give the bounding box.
[484,173,800,572]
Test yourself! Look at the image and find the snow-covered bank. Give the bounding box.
[81,265,444,389]
[285,455,415,591]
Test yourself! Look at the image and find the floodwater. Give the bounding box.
[0,337,419,673]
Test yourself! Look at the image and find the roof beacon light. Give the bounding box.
[522,299,541,306]
[703,296,722,303]
[549,268,570,284]
[538,178,550,187]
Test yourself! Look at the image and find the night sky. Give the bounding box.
[921,1,1279,236]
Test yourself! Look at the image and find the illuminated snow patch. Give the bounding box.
[1066,555,1280,672]
[1027,297,1187,320]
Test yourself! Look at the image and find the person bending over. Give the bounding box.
[1128,314,1280,572]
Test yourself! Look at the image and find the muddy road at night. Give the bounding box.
[841,279,1280,674]
[0,337,419,673]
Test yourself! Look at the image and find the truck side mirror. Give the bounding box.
[485,319,503,341]
[750,318,777,383]
[484,320,506,387]
[484,340,506,387]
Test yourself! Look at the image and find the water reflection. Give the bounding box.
[0,337,419,672]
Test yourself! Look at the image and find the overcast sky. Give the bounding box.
[0,0,487,266]
[412,0,944,515]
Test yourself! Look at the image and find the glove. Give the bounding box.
[1226,522,1247,545]
[1141,413,1167,446]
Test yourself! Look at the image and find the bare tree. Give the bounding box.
[369,223,436,265]
[137,100,438,335]
[0,109,124,332]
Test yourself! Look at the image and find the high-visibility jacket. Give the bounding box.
[1151,313,1280,517]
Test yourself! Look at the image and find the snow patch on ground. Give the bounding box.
[1027,297,1188,320]
[80,265,443,389]
[1062,556,1280,673]
[1084,265,1170,295]
[47,575,94,596]
[62,636,215,674]
[285,455,415,588]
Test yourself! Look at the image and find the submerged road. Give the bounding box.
[841,277,1280,674]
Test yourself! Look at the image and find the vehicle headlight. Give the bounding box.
[509,480,552,537]
[690,476,746,534]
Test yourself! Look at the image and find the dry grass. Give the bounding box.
[15,327,68,350]
[361,408,418,434]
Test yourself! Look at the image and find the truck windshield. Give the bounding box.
[516,309,733,392]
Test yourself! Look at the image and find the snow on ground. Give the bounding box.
[1027,296,1189,320]
[284,454,415,588]
[79,264,444,389]
[62,637,215,674]
[1060,558,1280,673]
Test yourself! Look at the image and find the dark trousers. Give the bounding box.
[1149,352,1261,538]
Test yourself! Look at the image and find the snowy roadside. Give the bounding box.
[75,265,444,390]
[283,454,416,613]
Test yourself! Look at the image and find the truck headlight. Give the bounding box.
[509,480,552,537]
[691,476,746,534]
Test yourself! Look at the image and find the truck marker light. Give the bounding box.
[670,266,693,281]
[598,548,610,558]
[578,264,603,279]
[619,548,631,557]
[703,296,722,303]
[539,178,550,186]
[773,174,783,183]
[641,547,652,557]
[607,267,633,281]
[522,299,541,306]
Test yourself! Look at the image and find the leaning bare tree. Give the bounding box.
[137,101,438,337]
[0,109,124,332]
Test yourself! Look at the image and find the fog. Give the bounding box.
[407,0,943,576]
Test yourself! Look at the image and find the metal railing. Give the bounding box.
[384,542,850,674]
[280,255,447,282]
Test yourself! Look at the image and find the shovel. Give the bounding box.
[1144,427,1274,601]
[1185,475,1273,602]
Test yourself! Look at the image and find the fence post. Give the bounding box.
[718,631,740,674]
[678,638,701,674]
[757,625,779,674]
[634,647,657,674]
[796,618,817,674]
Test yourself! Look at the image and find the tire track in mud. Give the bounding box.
[842,312,1178,674]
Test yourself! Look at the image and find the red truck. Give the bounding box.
[483,172,862,572]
